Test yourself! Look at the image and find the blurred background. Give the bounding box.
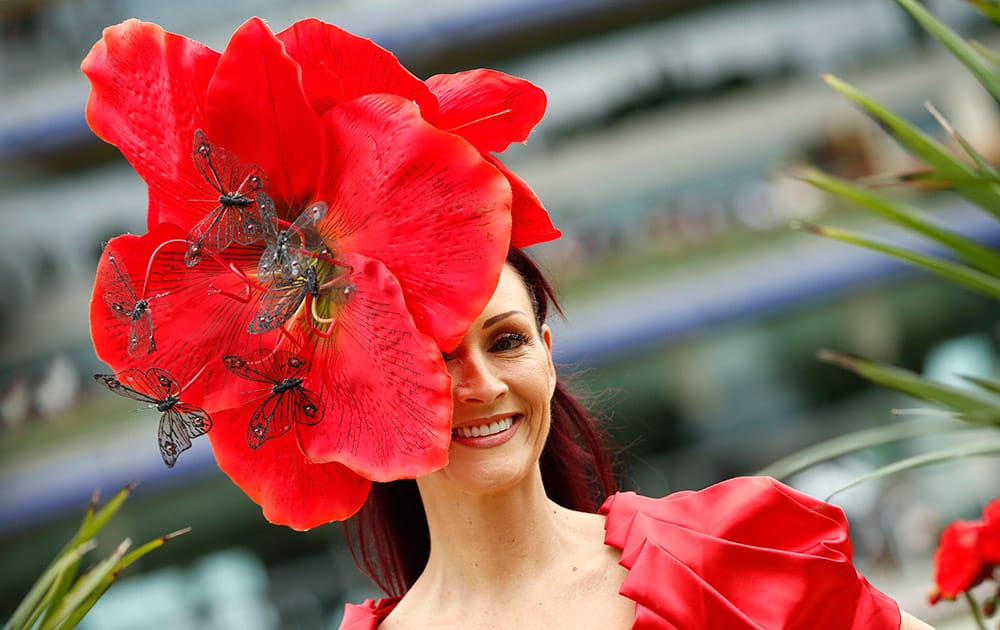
[2,0,999,627]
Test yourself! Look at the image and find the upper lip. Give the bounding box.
[452,413,519,430]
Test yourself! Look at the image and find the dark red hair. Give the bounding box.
[343,248,620,596]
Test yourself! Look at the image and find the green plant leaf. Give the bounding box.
[39,539,131,630]
[966,0,1000,24]
[924,101,1000,184]
[962,373,1000,395]
[818,349,1000,416]
[896,0,1000,102]
[5,483,186,630]
[3,539,97,630]
[30,484,137,629]
[826,436,1000,500]
[861,169,1000,187]
[971,39,1000,68]
[823,74,1000,217]
[799,168,1000,275]
[801,223,1000,299]
[758,417,974,480]
[116,526,190,569]
[57,583,114,630]
[73,483,137,545]
[49,528,190,630]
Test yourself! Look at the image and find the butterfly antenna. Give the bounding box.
[140,238,189,297]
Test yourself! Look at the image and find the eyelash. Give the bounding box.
[441,330,533,362]
[491,332,530,352]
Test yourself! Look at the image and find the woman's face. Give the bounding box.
[421,264,556,495]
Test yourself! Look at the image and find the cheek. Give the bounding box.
[520,359,554,408]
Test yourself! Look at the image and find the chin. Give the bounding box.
[432,446,544,497]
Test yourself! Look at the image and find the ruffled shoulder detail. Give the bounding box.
[339,596,401,629]
[600,476,901,629]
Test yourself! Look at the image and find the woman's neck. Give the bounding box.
[413,467,601,600]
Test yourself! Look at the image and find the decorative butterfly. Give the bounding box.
[186,129,269,266]
[248,262,355,335]
[94,367,211,467]
[222,349,323,449]
[248,265,320,334]
[257,200,328,284]
[98,245,157,357]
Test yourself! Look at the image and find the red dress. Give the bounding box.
[339,477,901,629]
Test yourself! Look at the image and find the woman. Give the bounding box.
[79,17,931,628]
[341,250,933,629]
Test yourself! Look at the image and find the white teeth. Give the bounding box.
[454,416,514,438]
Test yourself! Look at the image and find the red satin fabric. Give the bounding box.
[339,477,901,629]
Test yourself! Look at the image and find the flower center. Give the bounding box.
[247,201,354,337]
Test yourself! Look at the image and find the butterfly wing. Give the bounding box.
[275,351,308,376]
[99,247,140,325]
[193,130,226,195]
[125,367,179,400]
[223,347,284,383]
[126,302,156,357]
[247,274,308,334]
[174,402,212,438]
[224,350,312,448]
[188,131,270,264]
[184,206,226,266]
[290,201,328,252]
[246,391,296,449]
[257,201,297,284]
[290,385,323,427]
[192,130,269,198]
[256,192,280,241]
[94,369,159,405]
[231,202,269,246]
[158,408,193,468]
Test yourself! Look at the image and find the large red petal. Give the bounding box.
[425,69,546,153]
[317,94,511,349]
[205,17,321,215]
[209,408,371,530]
[81,19,217,229]
[484,154,561,247]
[90,223,279,409]
[296,254,451,480]
[277,19,437,118]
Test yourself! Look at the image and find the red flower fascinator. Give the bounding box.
[83,17,560,530]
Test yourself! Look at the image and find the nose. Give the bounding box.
[451,352,507,404]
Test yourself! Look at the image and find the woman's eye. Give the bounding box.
[491,333,529,352]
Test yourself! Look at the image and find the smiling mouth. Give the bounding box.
[452,415,516,439]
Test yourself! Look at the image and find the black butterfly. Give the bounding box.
[94,368,211,468]
[186,130,269,266]
[222,349,323,449]
[99,245,157,357]
[257,200,327,284]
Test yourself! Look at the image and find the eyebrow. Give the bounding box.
[481,310,527,329]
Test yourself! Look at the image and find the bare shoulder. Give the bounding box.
[899,610,936,629]
[559,508,635,627]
